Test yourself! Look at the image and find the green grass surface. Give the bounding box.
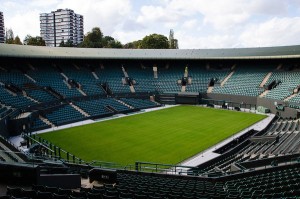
[39,106,266,165]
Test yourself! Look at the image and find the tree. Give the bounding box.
[23,35,46,46]
[102,36,122,48]
[80,27,103,48]
[123,40,142,49]
[14,36,22,45]
[5,29,15,44]
[59,39,75,47]
[140,34,169,49]
[5,29,23,45]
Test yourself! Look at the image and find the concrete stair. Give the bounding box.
[92,72,99,79]
[153,66,158,78]
[221,71,235,87]
[24,74,36,83]
[60,72,68,80]
[260,72,272,87]
[77,88,87,96]
[259,90,269,98]
[115,99,134,109]
[207,86,213,93]
[181,85,186,92]
[70,103,90,117]
[130,85,135,93]
[39,115,55,127]
[122,66,129,77]
[284,93,298,102]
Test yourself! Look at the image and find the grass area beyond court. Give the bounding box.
[38,106,266,166]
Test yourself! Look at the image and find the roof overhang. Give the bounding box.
[1,44,300,60]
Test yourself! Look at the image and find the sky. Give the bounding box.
[2,0,300,49]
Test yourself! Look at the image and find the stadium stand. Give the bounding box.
[44,105,86,126]
[213,65,273,96]
[94,64,130,94]
[265,68,300,100]
[1,45,300,198]
[186,64,230,93]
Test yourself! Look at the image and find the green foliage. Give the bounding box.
[102,36,123,48]
[79,27,123,48]
[39,106,265,165]
[140,34,169,49]
[5,29,22,45]
[59,39,75,47]
[80,27,104,48]
[23,35,46,46]
[124,40,142,49]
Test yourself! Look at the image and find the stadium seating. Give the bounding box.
[186,65,229,93]
[154,65,182,93]
[213,66,272,96]
[60,64,106,96]
[45,105,86,126]
[120,98,158,109]
[265,70,300,100]
[74,98,113,117]
[95,64,130,94]
[0,86,36,109]
[31,117,51,131]
[27,64,83,98]
[124,64,156,93]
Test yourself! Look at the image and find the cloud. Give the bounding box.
[2,0,300,48]
[56,0,132,35]
[239,17,300,47]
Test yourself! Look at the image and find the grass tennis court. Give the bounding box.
[38,105,266,165]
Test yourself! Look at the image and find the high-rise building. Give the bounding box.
[0,12,4,43]
[40,9,83,47]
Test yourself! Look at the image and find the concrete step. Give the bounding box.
[207,86,213,93]
[181,85,186,92]
[260,72,272,87]
[70,103,90,117]
[259,90,269,97]
[39,115,55,127]
[221,71,234,87]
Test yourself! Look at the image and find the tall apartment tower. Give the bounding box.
[40,9,83,47]
[0,12,4,43]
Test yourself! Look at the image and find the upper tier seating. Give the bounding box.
[27,65,83,98]
[0,68,31,86]
[289,93,300,103]
[60,64,105,96]
[124,65,156,93]
[265,70,300,100]
[25,88,57,103]
[95,65,130,94]
[213,66,273,96]
[154,65,182,93]
[186,66,229,93]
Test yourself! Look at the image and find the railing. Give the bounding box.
[134,161,203,175]
[23,133,85,165]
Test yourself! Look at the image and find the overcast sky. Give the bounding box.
[2,0,300,49]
